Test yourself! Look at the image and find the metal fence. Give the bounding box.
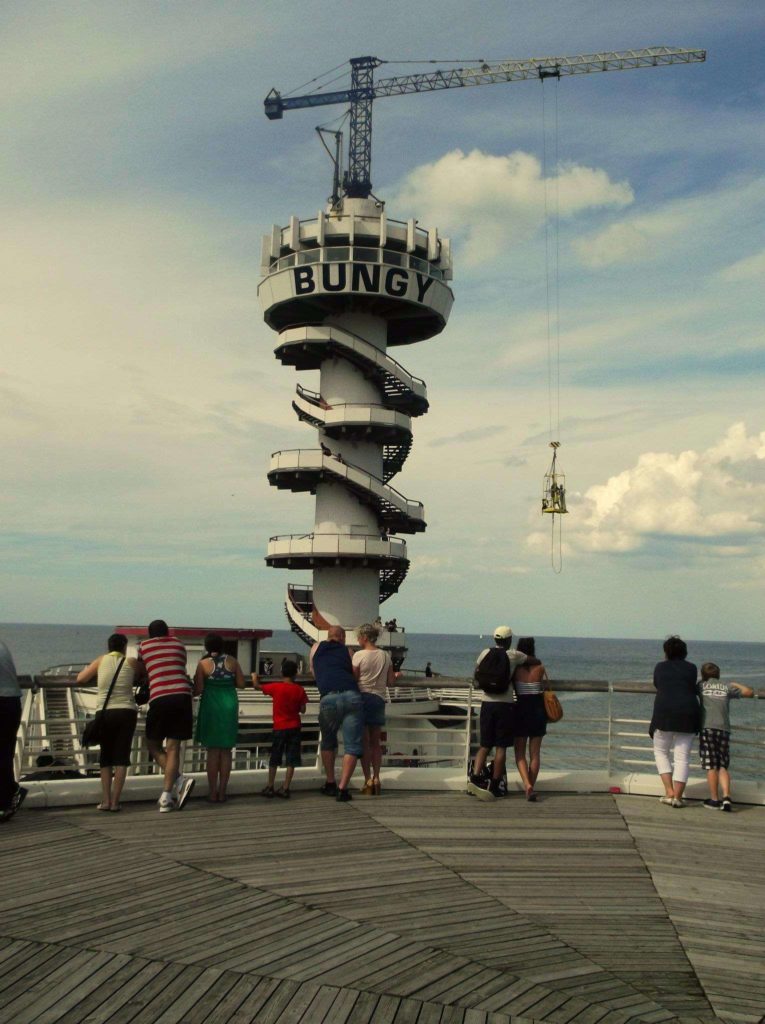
[15,678,765,790]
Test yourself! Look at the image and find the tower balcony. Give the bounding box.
[276,324,428,417]
[268,449,426,534]
[258,245,454,344]
[266,532,408,569]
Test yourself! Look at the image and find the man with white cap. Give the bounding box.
[468,625,526,799]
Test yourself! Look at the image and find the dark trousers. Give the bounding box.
[0,696,22,810]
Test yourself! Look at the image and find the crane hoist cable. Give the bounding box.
[539,76,567,574]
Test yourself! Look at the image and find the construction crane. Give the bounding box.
[264,47,706,198]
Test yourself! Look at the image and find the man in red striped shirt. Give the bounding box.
[137,620,195,812]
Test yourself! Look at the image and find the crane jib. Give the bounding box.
[264,47,705,197]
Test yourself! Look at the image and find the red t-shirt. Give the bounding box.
[261,681,308,731]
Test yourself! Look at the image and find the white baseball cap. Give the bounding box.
[493,625,513,640]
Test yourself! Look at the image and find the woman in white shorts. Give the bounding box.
[352,623,395,796]
[650,635,701,808]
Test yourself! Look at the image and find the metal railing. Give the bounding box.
[15,678,764,796]
[269,245,446,282]
[268,532,408,561]
[269,449,425,518]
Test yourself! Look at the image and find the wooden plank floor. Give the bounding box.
[0,791,761,1024]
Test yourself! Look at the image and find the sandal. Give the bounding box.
[260,786,275,799]
[359,779,374,796]
[275,787,290,799]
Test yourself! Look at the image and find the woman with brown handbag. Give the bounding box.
[512,637,550,802]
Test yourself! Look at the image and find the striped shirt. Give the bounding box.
[138,636,190,702]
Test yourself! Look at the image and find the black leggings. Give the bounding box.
[0,697,22,810]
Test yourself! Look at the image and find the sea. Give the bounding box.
[2,622,763,686]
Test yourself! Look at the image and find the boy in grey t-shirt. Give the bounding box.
[698,662,753,811]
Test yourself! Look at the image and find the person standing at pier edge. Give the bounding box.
[353,623,395,796]
[194,633,246,803]
[310,625,363,802]
[649,636,701,808]
[254,659,308,799]
[512,637,549,802]
[697,662,754,811]
[0,639,26,822]
[468,626,526,800]
[137,620,195,812]
[76,633,138,811]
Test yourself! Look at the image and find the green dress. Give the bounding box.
[195,655,239,748]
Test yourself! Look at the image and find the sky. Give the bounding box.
[2,1,764,642]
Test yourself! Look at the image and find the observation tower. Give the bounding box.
[258,198,454,661]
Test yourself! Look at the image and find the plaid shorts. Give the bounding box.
[699,728,730,770]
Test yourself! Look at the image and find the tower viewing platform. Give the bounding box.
[259,199,454,659]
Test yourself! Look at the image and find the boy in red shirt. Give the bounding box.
[254,659,307,799]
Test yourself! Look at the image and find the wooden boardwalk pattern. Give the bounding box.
[0,791,762,1024]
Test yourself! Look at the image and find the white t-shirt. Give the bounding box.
[352,648,391,699]
[475,647,526,703]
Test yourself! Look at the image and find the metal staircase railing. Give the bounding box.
[276,324,428,416]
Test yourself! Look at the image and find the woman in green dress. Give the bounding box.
[194,633,246,802]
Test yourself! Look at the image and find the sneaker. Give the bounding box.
[721,796,733,813]
[336,788,352,802]
[467,777,495,802]
[175,775,195,810]
[489,779,506,798]
[11,786,28,813]
[659,796,674,805]
[703,799,721,810]
[158,794,174,813]
[671,797,686,808]
[320,782,337,796]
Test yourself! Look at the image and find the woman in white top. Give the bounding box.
[77,633,138,811]
[352,623,395,796]
[512,636,549,802]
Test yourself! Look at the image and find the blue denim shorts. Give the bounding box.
[318,691,364,756]
[360,692,386,728]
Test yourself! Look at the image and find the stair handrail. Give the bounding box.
[279,323,427,392]
[270,448,424,513]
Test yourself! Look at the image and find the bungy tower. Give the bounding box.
[258,197,454,664]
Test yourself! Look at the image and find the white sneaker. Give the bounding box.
[158,794,174,813]
[174,775,195,810]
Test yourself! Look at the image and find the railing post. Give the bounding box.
[606,681,613,780]
[463,680,474,774]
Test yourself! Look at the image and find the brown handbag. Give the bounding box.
[543,688,563,723]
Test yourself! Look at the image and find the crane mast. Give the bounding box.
[264,46,706,199]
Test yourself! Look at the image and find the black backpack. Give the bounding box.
[474,646,511,695]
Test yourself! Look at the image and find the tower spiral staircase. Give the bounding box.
[258,199,453,663]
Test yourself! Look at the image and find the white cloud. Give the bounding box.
[389,148,633,264]
[718,247,765,283]
[528,422,765,558]
[573,177,765,269]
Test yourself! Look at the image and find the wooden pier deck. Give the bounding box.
[1,791,763,1024]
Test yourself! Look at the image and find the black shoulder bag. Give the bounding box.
[81,657,125,747]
